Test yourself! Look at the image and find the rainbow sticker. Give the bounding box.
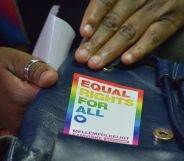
[64,73,144,145]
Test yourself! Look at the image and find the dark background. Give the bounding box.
[15,0,184,63]
[17,0,89,50]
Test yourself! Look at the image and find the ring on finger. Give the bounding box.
[23,59,45,81]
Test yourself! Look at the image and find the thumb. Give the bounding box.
[1,47,58,87]
[24,61,59,88]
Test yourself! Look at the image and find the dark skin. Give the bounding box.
[1,0,184,134]
[75,0,184,70]
[0,47,58,134]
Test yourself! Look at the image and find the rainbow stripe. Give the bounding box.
[64,74,79,134]
[132,91,144,145]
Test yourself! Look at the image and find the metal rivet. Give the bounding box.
[153,128,174,143]
[103,67,114,72]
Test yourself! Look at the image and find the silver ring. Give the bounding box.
[24,59,45,81]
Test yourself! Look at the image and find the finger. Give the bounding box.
[0,69,38,132]
[23,61,58,88]
[79,0,183,69]
[86,6,161,69]
[80,0,117,38]
[1,47,58,87]
[122,17,181,64]
[0,63,40,104]
[86,0,181,69]
[76,0,147,63]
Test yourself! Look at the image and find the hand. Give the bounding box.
[75,0,184,70]
[0,47,58,134]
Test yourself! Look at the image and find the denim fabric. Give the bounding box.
[4,54,184,161]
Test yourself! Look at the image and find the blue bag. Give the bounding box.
[2,52,184,161]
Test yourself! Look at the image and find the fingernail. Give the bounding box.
[90,56,102,65]
[39,71,49,83]
[123,54,133,63]
[84,24,93,34]
[78,48,89,58]
[38,69,58,87]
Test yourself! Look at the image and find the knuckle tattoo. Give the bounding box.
[144,0,168,11]
[119,24,136,40]
[159,12,177,28]
[102,12,120,31]
[149,31,160,44]
[99,0,116,9]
